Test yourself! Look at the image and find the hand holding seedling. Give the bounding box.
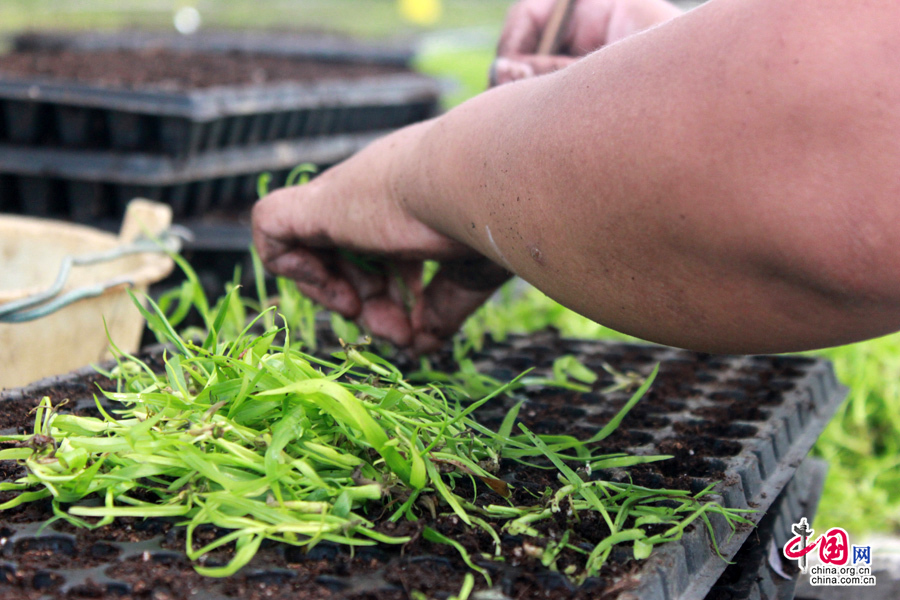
[252,127,511,353]
[256,0,900,355]
[493,0,682,84]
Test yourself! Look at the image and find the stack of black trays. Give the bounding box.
[0,30,441,288]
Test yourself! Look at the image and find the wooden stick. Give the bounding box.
[536,0,576,55]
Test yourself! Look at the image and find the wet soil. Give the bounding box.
[0,48,408,91]
[0,334,817,599]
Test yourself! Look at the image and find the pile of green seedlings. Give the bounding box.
[0,256,750,591]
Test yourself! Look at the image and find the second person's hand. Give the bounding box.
[493,0,682,84]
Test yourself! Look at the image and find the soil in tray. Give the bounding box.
[0,48,409,91]
[0,336,789,600]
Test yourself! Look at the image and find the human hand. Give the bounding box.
[251,126,511,354]
[493,0,682,84]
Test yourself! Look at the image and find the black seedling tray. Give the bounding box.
[705,456,828,600]
[0,131,381,221]
[12,30,418,67]
[0,71,438,158]
[461,334,845,600]
[0,335,847,599]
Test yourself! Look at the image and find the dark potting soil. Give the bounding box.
[0,48,408,91]
[0,332,830,599]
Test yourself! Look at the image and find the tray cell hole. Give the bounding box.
[66,180,111,223]
[619,352,658,366]
[672,419,714,435]
[677,383,703,396]
[331,107,352,134]
[14,535,76,556]
[284,541,340,563]
[689,477,715,494]
[698,403,770,422]
[614,429,654,446]
[388,104,416,129]
[262,111,288,142]
[0,174,21,213]
[529,387,570,400]
[712,423,758,439]
[158,117,202,158]
[32,570,61,590]
[420,99,441,120]
[67,581,130,597]
[498,352,536,369]
[242,113,269,146]
[486,367,515,381]
[694,370,719,383]
[710,390,747,402]
[303,107,336,137]
[219,115,246,149]
[408,555,455,568]
[189,180,218,216]
[315,575,349,592]
[90,541,120,560]
[235,173,261,208]
[380,104,409,130]
[626,412,671,429]
[535,570,575,592]
[702,458,728,473]
[767,379,797,392]
[772,355,815,367]
[199,118,226,152]
[752,388,787,406]
[354,545,391,564]
[215,175,241,207]
[107,111,150,151]
[0,564,13,585]
[374,104,402,131]
[524,418,562,435]
[341,104,373,132]
[164,183,191,218]
[664,399,687,411]
[53,105,85,146]
[705,437,743,456]
[17,176,67,217]
[246,569,297,585]
[281,109,307,138]
[725,376,760,388]
[362,105,390,131]
[105,582,131,596]
[3,100,51,144]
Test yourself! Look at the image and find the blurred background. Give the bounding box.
[0,0,897,554]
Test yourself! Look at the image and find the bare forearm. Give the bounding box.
[396,0,900,352]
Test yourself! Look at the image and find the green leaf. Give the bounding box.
[633,537,654,560]
[423,527,491,585]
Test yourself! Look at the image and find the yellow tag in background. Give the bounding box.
[398,0,442,26]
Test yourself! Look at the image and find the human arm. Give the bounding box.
[254,0,900,354]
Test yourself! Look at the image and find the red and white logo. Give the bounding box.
[782,517,875,586]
